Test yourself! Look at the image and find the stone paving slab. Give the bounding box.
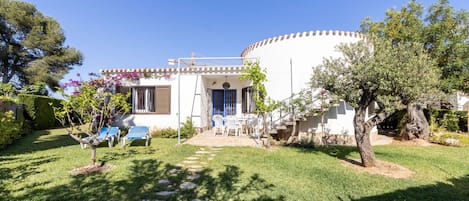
[184,130,260,147]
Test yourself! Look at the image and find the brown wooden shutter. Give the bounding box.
[155,86,171,114]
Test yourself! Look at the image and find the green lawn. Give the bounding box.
[1,128,468,201]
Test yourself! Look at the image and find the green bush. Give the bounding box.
[0,111,23,149]
[441,111,460,132]
[429,109,467,132]
[181,117,197,138]
[18,94,62,130]
[151,128,178,138]
[437,133,469,146]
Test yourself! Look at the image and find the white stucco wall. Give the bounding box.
[115,73,199,130]
[113,71,251,130]
[242,30,365,135]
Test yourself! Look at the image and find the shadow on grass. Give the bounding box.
[0,155,59,200]
[346,174,469,201]
[8,158,285,201]
[293,144,358,160]
[1,130,77,155]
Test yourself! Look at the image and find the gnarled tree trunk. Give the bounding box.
[353,107,376,167]
[401,103,429,140]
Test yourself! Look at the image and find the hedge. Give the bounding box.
[18,94,62,130]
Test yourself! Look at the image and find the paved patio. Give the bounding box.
[184,130,261,147]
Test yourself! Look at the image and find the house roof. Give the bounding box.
[100,65,247,74]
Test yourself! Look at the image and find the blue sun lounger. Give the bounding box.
[122,126,151,147]
[80,127,121,149]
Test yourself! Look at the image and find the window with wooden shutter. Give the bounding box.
[155,86,171,114]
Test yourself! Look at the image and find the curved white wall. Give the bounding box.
[242,30,365,135]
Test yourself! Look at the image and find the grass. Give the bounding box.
[1,128,469,200]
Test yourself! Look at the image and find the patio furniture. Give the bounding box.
[80,127,121,149]
[122,126,151,147]
[224,115,240,136]
[212,114,224,136]
[246,114,259,137]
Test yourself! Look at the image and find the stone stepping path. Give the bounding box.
[154,146,223,200]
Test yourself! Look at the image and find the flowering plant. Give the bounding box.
[54,72,130,166]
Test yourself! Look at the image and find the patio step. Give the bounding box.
[269,129,278,134]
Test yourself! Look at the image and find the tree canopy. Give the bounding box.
[361,0,469,94]
[311,37,440,166]
[0,0,82,88]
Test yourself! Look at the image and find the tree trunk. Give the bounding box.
[402,103,429,140]
[263,113,271,148]
[354,107,376,167]
[90,145,97,166]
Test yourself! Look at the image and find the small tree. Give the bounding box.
[240,62,278,148]
[54,74,130,166]
[311,37,439,167]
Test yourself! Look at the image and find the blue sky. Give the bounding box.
[23,0,469,83]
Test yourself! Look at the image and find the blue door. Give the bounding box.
[212,89,236,119]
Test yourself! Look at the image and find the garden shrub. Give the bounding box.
[429,109,467,132]
[181,117,197,138]
[0,111,23,149]
[151,128,178,138]
[433,133,469,146]
[441,111,459,132]
[151,118,197,138]
[18,94,62,130]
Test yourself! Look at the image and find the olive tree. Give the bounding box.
[311,37,439,167]
[361,0,469,138]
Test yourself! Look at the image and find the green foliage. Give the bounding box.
[312,37,439,112]
[441,111,460,132]
[181,117,197,138]
[240,62,278,113]
[150,128,178,138]
[17,82,48,96]
[151,118,197,138]
[0,111,22,149]
[361,0,469,94]
[0,83,15,96]
[18,94,62,130]
[0,0,82,88]
[431,133,469,146]
[429,109,467,132]
[54,81,131,136]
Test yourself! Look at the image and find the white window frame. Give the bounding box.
[132,87,155,113]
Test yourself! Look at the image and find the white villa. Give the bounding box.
[101,30,377,142]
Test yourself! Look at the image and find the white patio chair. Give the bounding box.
[224,115,240,136]
[212,115,224,136]
[246,114,258,137]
